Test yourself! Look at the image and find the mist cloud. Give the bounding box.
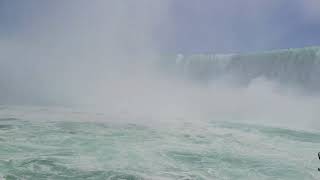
[0,0,172,104]
[0,1,320,131]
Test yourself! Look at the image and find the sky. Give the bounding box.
[170,0,320,53]
[1,0,320,53]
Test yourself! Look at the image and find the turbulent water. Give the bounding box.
[1,47,320,179]
[0,106,320,180]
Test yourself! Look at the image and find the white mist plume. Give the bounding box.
[0,1,320,131]
[0,0,172,104]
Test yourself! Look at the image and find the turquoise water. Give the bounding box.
[0,107,319,179]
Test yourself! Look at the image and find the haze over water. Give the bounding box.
[0,1,320,179]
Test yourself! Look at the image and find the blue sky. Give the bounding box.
[169,0,320,53]
[1,0,320,53]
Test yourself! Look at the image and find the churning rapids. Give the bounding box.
[0,106,320,180]
[1,46,320,179]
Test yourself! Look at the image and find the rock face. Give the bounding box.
[161,46,320,91]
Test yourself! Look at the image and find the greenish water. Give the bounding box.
[0,107,319,180]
